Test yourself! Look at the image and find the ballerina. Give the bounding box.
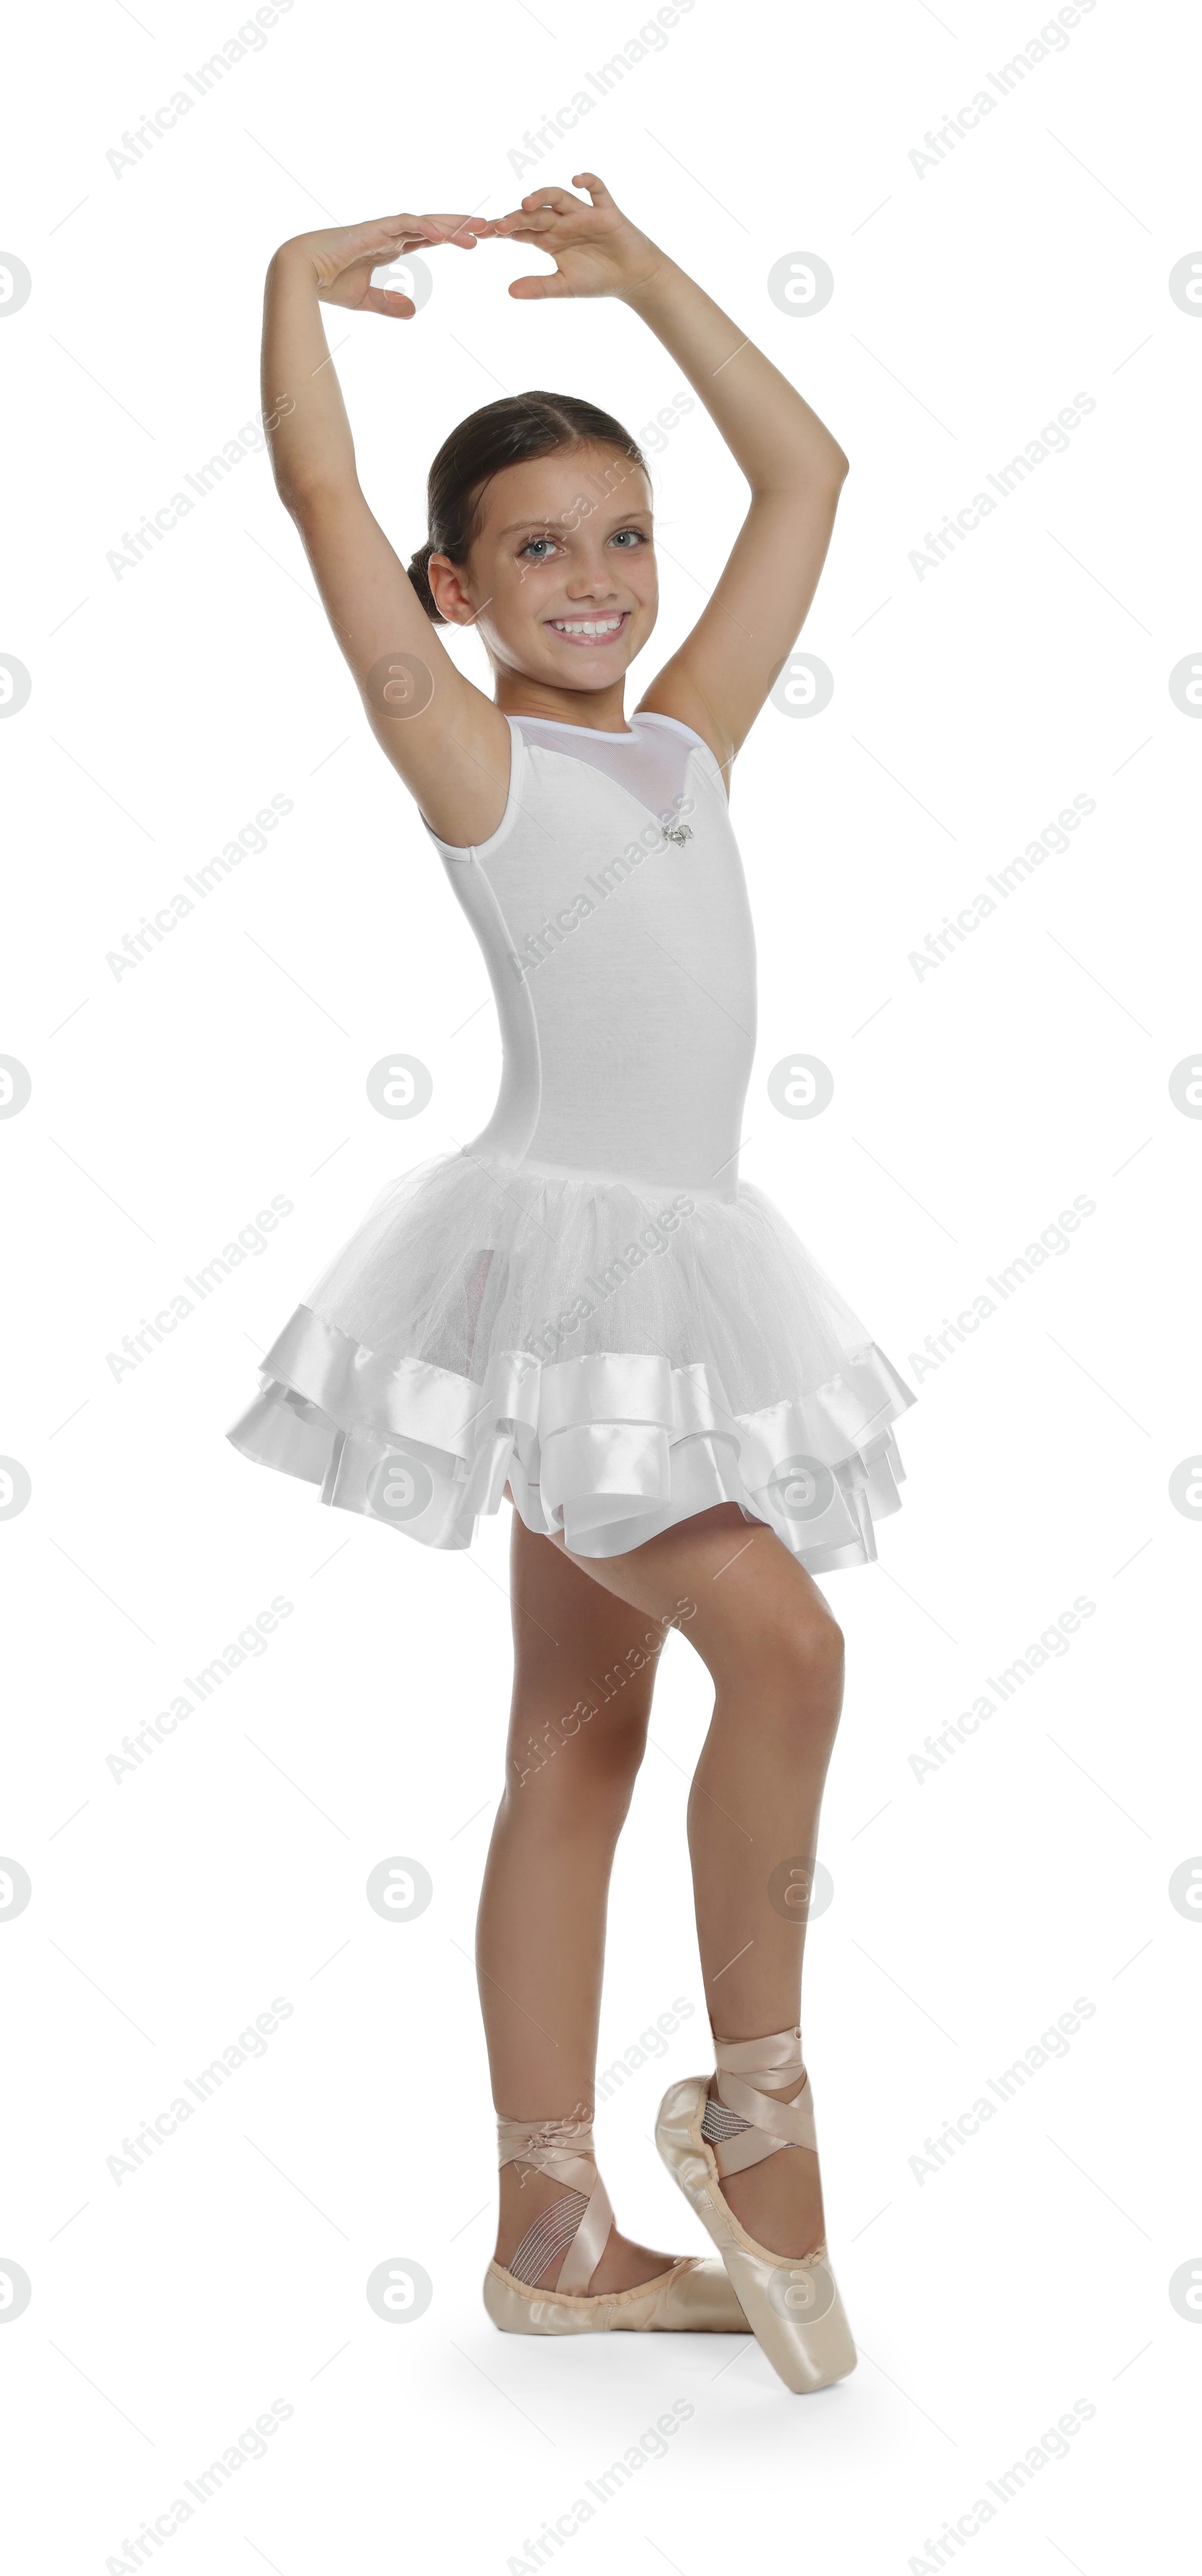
[229,173,917,2390]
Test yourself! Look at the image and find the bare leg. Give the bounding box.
[547,1503,844,2260]
[477,1510,684,2292]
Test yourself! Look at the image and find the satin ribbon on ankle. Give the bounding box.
[495,2113,615,2293]
[711,2026,818,2177]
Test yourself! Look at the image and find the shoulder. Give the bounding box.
[411,695,515,848]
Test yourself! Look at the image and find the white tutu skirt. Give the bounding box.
[226,1152,917,1569]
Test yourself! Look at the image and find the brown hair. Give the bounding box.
[406,391,648,624]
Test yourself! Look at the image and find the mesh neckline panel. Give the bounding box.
[512,711,702,830]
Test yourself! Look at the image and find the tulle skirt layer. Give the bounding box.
[226,1150,917,1568]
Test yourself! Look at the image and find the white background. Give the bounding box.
[2,0,1199,2567]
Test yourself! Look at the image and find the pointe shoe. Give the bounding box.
[483,2111,748,2336]
[656,2028,856,2394]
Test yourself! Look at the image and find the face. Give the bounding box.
[428,443,658,688]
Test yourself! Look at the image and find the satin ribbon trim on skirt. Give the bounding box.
[226,1302,917,1569]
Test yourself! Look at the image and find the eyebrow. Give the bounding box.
[494,510,654,539]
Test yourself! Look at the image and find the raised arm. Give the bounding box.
[260,217,511,842]
[485,176,848,780]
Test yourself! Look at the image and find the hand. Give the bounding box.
[480,173,663,301]
[281,212,489,316]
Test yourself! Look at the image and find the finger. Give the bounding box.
[515,186,584,215]
[488,207,558,236]
[356,240,433,270]
[370,213,450,244]
[347,226,442,270]
[359,286,418,318]
[570,171,613,205]
[491,222,560,247]
[509,272,572,300]
[419,210,491,245]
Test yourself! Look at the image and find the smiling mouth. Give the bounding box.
[544,611,631,645]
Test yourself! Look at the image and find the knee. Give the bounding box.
[577,1704,651,1813]
[744,1601,845,1720]
[506,1700,650,1816]
[799,1602,844,1687]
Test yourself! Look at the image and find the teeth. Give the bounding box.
[549,616,624,636]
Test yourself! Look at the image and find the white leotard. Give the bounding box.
[421,712,754,1201]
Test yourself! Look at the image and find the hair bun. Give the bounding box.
[406,537,446,626]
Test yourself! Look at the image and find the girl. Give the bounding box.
[229,174,917,2394]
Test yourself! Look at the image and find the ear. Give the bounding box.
[427,551,472,621]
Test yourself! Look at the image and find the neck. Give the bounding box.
[494,675,633,734]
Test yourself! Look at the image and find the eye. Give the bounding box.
[610,528,648,548]
[519,535,557,561]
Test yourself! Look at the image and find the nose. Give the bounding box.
[563,553,622,602]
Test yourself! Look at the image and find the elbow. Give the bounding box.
[754,448,850,507]
[275,476,317,525]
[275,470,317,518]
[276,465,355,521]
